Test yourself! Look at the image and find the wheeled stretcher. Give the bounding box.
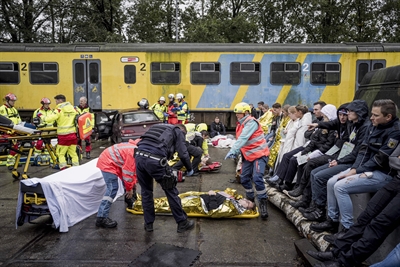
[0,115,59,179]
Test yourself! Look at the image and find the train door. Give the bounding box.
[72,60,102,110]
[355,60,385,90]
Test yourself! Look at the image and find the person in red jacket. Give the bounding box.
[167,93,178,124]
[96,139,138,228]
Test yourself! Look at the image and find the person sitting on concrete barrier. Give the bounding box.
[307,141,400,267]
[210,116,226,138]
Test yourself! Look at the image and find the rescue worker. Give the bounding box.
[175,93,189,124]
[38,94,79,170]
[135,124,195,233]
[150,96,167,122]
[167,94,178,124]
[96,139,138,228]
[33,97,54,127]
[0,93,35,168]
[224,102,270,219]
[75,96,94,159]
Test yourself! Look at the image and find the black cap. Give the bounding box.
[54,94,66,101]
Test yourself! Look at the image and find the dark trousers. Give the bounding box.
[275,146,304,183]
[333,178,400,267]
[296,155,333,202]
[135,155,187,225]
[173,145,202,173]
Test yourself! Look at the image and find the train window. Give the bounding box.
[311,62,340,85]
[190,62,220,84]
[75,63,85,84]
[270,62,301,85]
[89,63,99,83]
[373,63,384,70]
[151,62,180,84]
[230,62,260,85]
[29,62,58,84]
[0,62,19,84]
[124,65,136,84]
[358,63,369,84]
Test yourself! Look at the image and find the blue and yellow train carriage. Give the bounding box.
[0,43,399,128]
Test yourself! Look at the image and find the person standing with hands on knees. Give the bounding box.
[95,139,138,228]
[135,124,195,233]
[225,102,270,219]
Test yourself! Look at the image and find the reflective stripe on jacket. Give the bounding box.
[236,115,270,161]
[96,139,138,191]
[43,102,78,135]
[177,101,188,121]
[150,102,167,120]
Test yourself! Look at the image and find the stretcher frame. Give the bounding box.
[0,125,59,179]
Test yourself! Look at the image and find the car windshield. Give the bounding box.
[122,112,158,124]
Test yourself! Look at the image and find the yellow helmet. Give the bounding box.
[234,102,251,113]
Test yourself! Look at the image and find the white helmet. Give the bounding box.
[159,96,166,101]
[168,93,175,99]
[176,93,184,100]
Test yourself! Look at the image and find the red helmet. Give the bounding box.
[5,93,17,101]
[41,97,51,105]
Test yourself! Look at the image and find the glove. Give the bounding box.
[224,151,235,160]
[36,112,42,118]
[163,112,169,117]
[171,107,180,112]
[186,169,194,177]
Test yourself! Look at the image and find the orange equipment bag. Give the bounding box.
[77,113,93,140]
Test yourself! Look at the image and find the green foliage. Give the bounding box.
[0,0,399,43]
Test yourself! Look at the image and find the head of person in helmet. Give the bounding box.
[5,93,17,107]
[138,98,149,109]
[41,97,51,110]
[159,96,166,105]
[176,93,184,103]
[234,102,251,120]
[168,94,175,106]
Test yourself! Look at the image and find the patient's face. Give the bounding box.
[238,199,255,210]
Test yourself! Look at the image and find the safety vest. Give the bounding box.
[150,102,167,121]
[43,102,78,135]
[33,107,54,127]
[0,104,21,125]
[97,139,138,191]
[177,101,189,122]
[236,116,270,161]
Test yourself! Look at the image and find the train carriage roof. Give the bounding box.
[1,42,400,53]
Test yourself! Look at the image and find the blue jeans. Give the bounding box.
[97,171,119,218]
[370,243,400,267]
[327,169,392,229]
[311,163,352,206]
[240,156,268,201]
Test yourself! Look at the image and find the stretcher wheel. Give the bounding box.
[17,214,25,226]
[12,171,20,179]
[21,174,30,179]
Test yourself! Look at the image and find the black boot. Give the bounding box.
[324,227,349,244]
[288,186,304,198]
[303,205,326,222]
[259,198,268,219]
[96,217,117,228]
[177,219,194,233]
[310,218,339,233]
[86,152,91,159]
[289,199,309,209]
[144,223,154,232]
[279,181,293,192]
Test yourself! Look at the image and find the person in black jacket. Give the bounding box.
[210,116,226,138]
[307,99,400,242]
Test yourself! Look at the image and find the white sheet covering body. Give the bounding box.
[16,158,124,232]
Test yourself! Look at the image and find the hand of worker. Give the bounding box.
[163,112,169,117]
[186,169,194,177]
[125,189,134,199]
[36,112,43,117]
[224,151,235,160]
